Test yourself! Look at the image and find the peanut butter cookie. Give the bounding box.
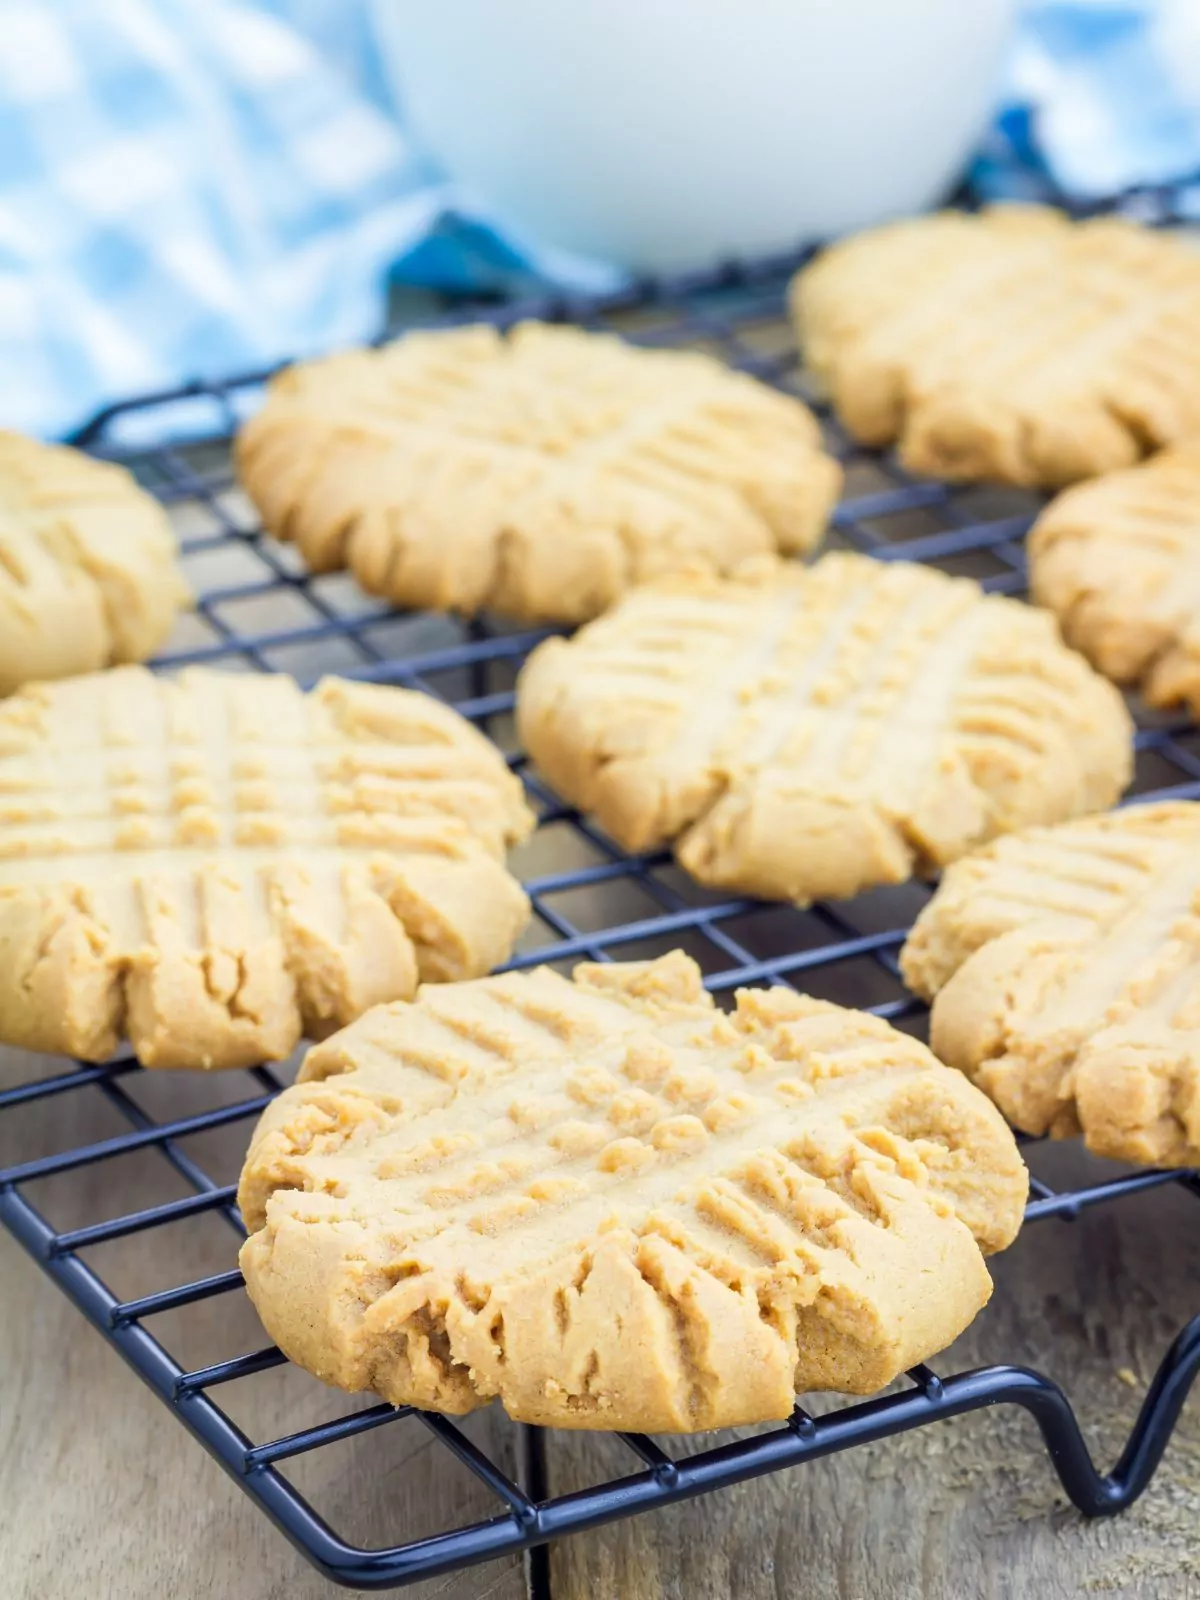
[236,322,840,625]
[1029,442,1200,716]
[0,432,189,694]
[791,207,1200,488]
[0,667,532,1068]
[516,553,1133,904]
[238,951,1027,1431]
[902,802,1200,1168]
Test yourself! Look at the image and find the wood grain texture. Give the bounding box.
[546,1142,1200,1600]
[0,1041,528,1600]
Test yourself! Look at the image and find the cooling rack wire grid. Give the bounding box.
[3,216,1199,1591]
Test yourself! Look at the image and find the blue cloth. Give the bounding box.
[4,1,1200,440]
[971,1,1200,207]
[0,0,449,439]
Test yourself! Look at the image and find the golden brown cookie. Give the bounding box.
[790,206,1200,488]
[238,951,1027,1431]
[1029,442,1200,716]
[901,802,1200,1168]
[0,666,532,1069]
[235,321,840,625]
[0,431,189,694]
[515,553,1133,904]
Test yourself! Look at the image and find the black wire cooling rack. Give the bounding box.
[3,236,1200,1594]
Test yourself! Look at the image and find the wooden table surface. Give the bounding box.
[4,1055,1198,1600]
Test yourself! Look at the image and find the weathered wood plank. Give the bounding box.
[546,1142,1200,1600]
[0,1043,529,1600]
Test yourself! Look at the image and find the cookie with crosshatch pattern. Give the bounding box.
[0,431,189,695]
[515,551,1134,905]
[234,321,841,625]
[902,802,1200,1170]
[1029,443,1200,718]
[0,666,532,1070]
[237,950,1027,1430]
[790,206,1200,488]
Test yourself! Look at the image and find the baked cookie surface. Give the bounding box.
[0,667,532,1069]
[791,206,1200,488]
[516,553,1133,904]
[902,802,1200,1168]
[235,322,840,625]
[0,432,189,694]
[238,951,1027,1432]
[1029,443,1200,716]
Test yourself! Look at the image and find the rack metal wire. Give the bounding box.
[2,240,1199,1593]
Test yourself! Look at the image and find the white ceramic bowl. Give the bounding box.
[372,0,1018,273]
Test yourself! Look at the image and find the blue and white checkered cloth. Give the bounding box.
[0,0,455,439]
[971,0,1200,207]
[4,0,1200,440]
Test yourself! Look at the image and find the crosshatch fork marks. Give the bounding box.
[237,952,1026,1433]
[516,552,1133,905]
[0,666,533,1069]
